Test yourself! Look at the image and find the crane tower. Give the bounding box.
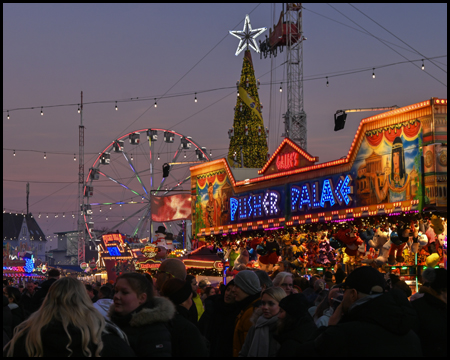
[260,3,307,149]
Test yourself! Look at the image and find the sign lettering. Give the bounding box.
[276,152,300,170]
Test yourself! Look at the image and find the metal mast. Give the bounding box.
[77,91,85,264]
[283,3,307,149]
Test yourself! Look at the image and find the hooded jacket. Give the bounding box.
[110,296,175,357]
[30,278,58,313]
[411,288,447,357]
[93,298,114,320]
[295,288,422,357]
[5,320,135,357]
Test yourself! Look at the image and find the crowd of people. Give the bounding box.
[3,262,447,357]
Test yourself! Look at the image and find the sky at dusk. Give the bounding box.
[3,3,447,240]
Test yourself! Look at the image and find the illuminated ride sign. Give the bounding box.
[229,174,354,222]
[291,175,353,212]
[230,190,281,222]
[276,152,299,171]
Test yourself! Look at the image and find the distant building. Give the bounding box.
[3,213,47,262]
[45,230,100,266]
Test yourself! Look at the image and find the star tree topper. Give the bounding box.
[229,14,267,56]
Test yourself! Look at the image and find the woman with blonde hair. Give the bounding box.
[4,277,134,357]
[239,286,287,357]
[273,271,297,295]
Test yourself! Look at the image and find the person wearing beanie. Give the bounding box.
[232,270,261,357]
[275,293,317,357]
[411,267,447,357]
[161,278,208,357]
[294,266,422,357]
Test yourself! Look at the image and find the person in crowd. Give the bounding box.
[273,272,297,296]
[30,268,60,312]
[307,288,328,317]
[312,289,331,323]
[300,274,319,300]
[254,269,273,293]
[186,274,203,322]
[315,287,343,327]
[202,286,216,303]
[239,287,287,357]
[85,284,99,303]
[3,295,13,345]
[4,286,25,333]
[161,278,208,357]
[411,267,447,357]
[305,278,326,307]
[93,285,114,320]
[296,266,422,356]
[18,281,35,318]
[199,280,239,357]
[155,258,187,293]
[198,279,209,294]
[232,270,262,357]
[270,261,292,279]
[4,277,134,357]
[323,271,335,289]
[18,284,24,293]
[334,267,346,285]
[293,276,309,293]
[109,272,174,357]
[275,293,318,357]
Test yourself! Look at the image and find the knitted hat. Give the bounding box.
[339,266,386,294]
[234,270,261,295]
[279,293,310,319]
[161,278,192,305]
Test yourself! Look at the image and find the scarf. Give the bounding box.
[246,315,279,357]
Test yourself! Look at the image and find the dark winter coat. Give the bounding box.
[3,296,13,341]
[18,290,34,318]
[274,311,317,357]
[295,289,422,357]
[200,294,240,357]
[30,278,58,313]
[233,293,261,357]
[110,297,175,357]
[8,304,25,333]
[411,289,447,357]
[167,304,208,357]
[5,320,135,357]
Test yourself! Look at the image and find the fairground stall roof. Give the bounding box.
[190,98,447,236]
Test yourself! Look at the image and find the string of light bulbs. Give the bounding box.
[3,55,444,119]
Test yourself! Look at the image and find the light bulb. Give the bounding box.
[40,107,44,116]
[77,105,80,113]
[13,150,15,156]
[421,60,425,70]
[279,82,282,92]
[154,98,157,108]
[7,111,10,119]
[372,69,375,79]
[115,101,118,111]
[184,152,186,158]
[74,154,76,161]
[157,154,160,160]
[44,152,47,159]
[194,93,197,102]
[326,77,329,87]
[131,153,133,161]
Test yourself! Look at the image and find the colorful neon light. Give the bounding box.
[276,152,299,170]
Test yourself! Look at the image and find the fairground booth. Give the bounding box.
[189,98,447,293]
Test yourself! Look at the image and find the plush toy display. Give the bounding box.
[154,226,169,249]
[388,222,410,265]
[233,242,250,271]
[258,237,280,271]
[369,227,390,266]
[334,228,363,256]
[430,215,445,236]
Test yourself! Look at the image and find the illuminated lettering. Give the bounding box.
[230,198,238,221]
[238,196,248,219]
[263,191,280,216]
[252,194,263,218]
[320,179,335,208]
[311,182,321,209]
[230,190,280,221]
[276,152,300,170]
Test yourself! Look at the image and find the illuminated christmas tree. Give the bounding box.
[228,50,268,168]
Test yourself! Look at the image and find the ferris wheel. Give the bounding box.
[83,128,210,241]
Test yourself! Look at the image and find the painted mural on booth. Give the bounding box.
[351,119,422,207]
[193,169,232,235]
